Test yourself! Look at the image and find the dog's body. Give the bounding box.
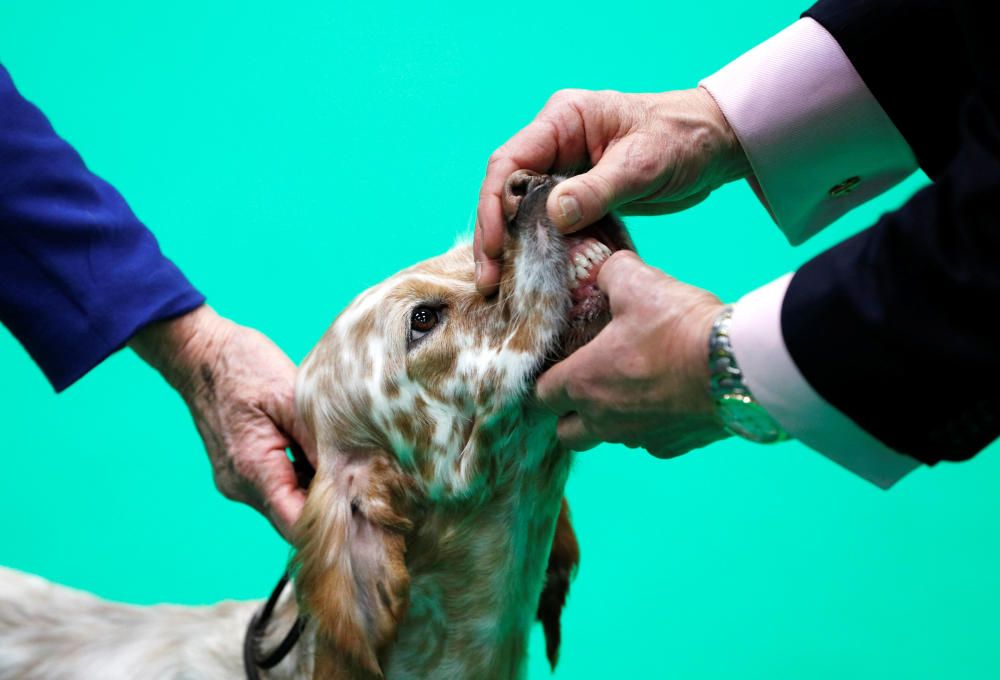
[0,173,630,679]
[0,567,308,679]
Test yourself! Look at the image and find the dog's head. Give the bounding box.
[294,172,633,677]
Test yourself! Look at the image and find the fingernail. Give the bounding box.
[558,195,581,229]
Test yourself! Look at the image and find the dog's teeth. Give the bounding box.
[598,242,612,256]
[575,265,589,280]
[573,253,589,268]
[587,245,602,261]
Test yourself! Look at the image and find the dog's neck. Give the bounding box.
[386,410,570,679]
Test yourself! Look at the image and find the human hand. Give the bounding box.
[130,305,315,540]
[476,87,750,295]
[536,251,730,457]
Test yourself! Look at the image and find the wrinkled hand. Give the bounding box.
[476,87,750,295]
[537,251,730,458]
[130,306,315,540]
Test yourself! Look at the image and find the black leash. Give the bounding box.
[243,572,308,679]
[243,444,315,679]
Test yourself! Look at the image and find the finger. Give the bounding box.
[648,446,687,460]
[474,224,503,297]
[474,157,530,296]
[536,357,580,416]
[477,120,564,266]
[536,369,573,416]
[596,249,642,289]
[594,250,649,317]
[546,137,659,233]
[475,257,502,298]
[265,379,317,467]
[536,338,603,416]
[476,185,511,261]
[477,95,595,283]
[257,452,308,542]
[617,188,713,216]
[556,414,601,452]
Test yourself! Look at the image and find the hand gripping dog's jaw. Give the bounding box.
[501,169,637,358]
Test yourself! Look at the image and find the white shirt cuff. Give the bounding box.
[729,274,921,489]
[699,18,918,244]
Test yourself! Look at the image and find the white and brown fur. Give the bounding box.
[0,172,632,679]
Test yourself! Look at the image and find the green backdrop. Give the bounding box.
[2,2,997,678]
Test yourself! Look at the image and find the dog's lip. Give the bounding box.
[565,218,629,253]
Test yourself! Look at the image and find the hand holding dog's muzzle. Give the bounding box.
[475,87,750,296]
[536,251,731,458]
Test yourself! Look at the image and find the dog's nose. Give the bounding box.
[503,170,551,222]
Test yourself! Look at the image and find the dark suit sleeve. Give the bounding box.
[803,0,973,179]
[781,84,1000,463]
[0,65,205,391]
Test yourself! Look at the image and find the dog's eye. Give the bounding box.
[409,306,440,345]
[412,307,438,332]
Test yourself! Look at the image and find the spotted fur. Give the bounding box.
[295,176,588,678]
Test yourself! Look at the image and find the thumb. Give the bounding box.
[546,140,648,233]
[265,379,318,469]
[596,250,647,316]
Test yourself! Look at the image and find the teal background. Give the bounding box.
[1,2,997,678]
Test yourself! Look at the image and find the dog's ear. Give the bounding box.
[537,497,580,669]
[294,449,419,679]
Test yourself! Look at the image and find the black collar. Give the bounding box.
[243,571,308,680]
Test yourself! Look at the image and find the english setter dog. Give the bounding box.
[0,171,634,679]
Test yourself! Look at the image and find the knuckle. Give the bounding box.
[621,436,641,449]
[547,88,583,106]
[623,137,664,182]
[547,89,598,121]
[487,148,507,167]
[594,89,625,112]
[226,452,259,483]
[615,350,652,381]
[563,374,589,404]
[214,477,240,501]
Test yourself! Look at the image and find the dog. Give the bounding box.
[0,171,634,679]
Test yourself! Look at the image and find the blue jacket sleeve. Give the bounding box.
[0,64,205,391]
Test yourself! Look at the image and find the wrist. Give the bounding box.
[707,305,788,443]
[695,86,751,184]
[680,300,727,418]
[129,305,230,397]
